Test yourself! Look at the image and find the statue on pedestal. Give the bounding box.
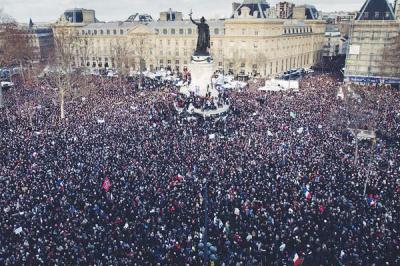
[189,11,210,56]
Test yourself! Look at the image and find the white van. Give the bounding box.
[1,81,14,89]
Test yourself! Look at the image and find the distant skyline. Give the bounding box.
[0,0,379,23]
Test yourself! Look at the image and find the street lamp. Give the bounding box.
[198,175,218,265]
[0,85,3,108]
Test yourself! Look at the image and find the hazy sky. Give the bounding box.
[1,0,371,23]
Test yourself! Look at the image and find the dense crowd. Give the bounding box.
[175,90,230,112]
[0,73,399,265]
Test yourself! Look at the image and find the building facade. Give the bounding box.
[344,0,400,84]
[53,1,325,78]
[276,2,295,19]
[395,0,400,19]
[323,24,348,57]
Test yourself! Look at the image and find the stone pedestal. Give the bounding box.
[175,53,230,118]
[188,55,217,97]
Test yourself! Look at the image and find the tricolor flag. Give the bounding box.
[293,253,304,266]
[102,176,111,192]
[57,179,65,191]
[303,187,312,200]
[169,174,184,188]
[366,194,378,207]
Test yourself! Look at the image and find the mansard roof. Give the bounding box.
[232,0,270,19]
[356,0,396,20]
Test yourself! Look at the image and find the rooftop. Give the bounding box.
[356,0,396,20]
[232,0,271,19]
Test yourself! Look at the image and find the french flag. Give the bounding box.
[303,187,312,200]
[102,176,111,192]
[57,179,65,191]
[293,253,304,266]
[367,194,377,207]
[169,174,184,188]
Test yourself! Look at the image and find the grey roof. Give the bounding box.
[232,0,271,19]
[126,13,153,23]
[287,5,319,20]
[356,0,395,20]
[242,0,268,3]
[82,21,139,30]
[148,19,224,29]
[283,20,308,27]
[81,19,225,33]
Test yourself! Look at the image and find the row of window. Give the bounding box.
[80,26,313,37]
[81,29,126,36]
[155,27,223,35]
[362,12,392,19]
[284,27,313,35]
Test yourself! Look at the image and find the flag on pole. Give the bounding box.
[102,176,111,192]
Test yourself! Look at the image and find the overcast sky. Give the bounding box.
[1,0,373,23]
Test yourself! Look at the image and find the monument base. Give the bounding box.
[174,54,230,119]
[187,55,216,97]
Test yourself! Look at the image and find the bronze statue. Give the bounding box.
[189,11,210,56]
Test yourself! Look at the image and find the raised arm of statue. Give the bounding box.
[190,15,200,26]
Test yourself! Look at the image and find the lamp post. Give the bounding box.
[0,85,3,108]
[198,174,218,265]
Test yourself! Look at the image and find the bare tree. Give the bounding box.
[49,27,79,119]
[75,38,93,88]
[110,39,130,93]
[130,32,150,90]
[0,10,34,82]
[0,10,34,108]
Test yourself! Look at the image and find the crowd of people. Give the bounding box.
[175,90,230,113]
[0,73,399,265]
